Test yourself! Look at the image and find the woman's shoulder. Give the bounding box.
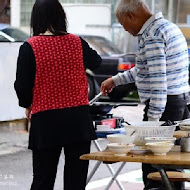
[19,41,33,53]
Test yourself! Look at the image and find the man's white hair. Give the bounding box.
[116,0,148,18]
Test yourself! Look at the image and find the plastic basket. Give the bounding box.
[122,122,176,145]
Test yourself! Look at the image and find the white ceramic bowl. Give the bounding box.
[145,137,176,144]
[146,142,174,156]
[106,134,136,144]
[107,143,135,156]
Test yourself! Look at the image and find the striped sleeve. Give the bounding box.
[112,66,137,86]
[144,37,167,119]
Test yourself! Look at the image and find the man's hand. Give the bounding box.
[101,78,115,95]
[25,107,32,120]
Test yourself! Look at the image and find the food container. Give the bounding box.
[122,122,176,145]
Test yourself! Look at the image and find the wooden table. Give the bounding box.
[81,150,190,190]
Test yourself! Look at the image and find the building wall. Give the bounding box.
[17,0,157,28]
[18,0,117,27]
[11,0,20,27]
[0,0,10,23]
[10,0,190,28]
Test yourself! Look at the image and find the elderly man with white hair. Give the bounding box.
[101,0,190,189]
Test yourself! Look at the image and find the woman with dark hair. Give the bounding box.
[14,0,101,189]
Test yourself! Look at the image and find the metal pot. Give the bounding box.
[90,103,113,115]
[90,101,138,115]
[180,133,190,152]
[89,92,138,115]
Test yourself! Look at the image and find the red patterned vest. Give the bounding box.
[27,34,89,114]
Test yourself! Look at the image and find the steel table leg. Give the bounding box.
[93,139,103,151]
[159,169,173,190]
[105,162,126,190]
[86,140,103,184]
[86,161,101,184]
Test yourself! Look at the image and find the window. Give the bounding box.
[20,0,118,27]
[177,0,190,24]
[0,35,9,42]
[82,36,121,55]
[20,0,35,26]
[2,27,29,42]
[60,0,118,24]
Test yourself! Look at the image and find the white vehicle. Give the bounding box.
[0,24,29,121]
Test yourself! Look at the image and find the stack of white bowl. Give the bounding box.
[106,134,136,156]
[145,137,176,155]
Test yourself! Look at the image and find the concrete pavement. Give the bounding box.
[0,127,28,157]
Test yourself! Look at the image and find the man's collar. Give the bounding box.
[137,12,163,35]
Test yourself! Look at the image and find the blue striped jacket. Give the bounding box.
[113,12,190,119]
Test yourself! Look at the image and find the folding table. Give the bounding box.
[87,130,126,190]
[81,150,190,190]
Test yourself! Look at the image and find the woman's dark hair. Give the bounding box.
[31,0,67,36]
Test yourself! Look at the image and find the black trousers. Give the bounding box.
[142,93,190,190]
[30,141,91,190]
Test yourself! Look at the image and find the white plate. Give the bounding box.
[130,146,150,154]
